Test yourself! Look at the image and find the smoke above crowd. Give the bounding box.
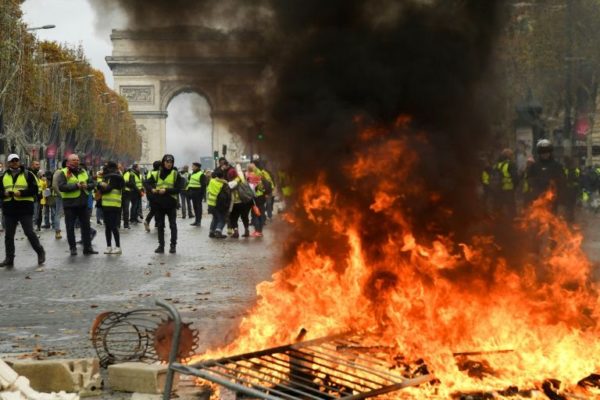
[90,0,503,240]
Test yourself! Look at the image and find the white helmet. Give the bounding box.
[536,139,553,154]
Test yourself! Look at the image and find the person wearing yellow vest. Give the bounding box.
[125,163,144,224]
[187,162,206,226]
[143,160,161,232]
[28,160,42,231]
[56,153,98,256]
[97,161,125,255]
[246,163,265,237]
[0,154,45,268]
[143,154,183,253]
[492,148,519,220]
[207,168,230,238]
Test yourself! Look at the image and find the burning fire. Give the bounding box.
[195,119,600,398]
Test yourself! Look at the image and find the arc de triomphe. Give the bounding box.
[106,27,265,165]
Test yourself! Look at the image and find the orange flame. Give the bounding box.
[194,126,600,398]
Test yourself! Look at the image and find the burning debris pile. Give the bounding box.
[91,0,600,397]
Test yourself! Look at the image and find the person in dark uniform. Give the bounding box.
[0,154,46,267]
[526,139,565,213]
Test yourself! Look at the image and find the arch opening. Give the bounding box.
[165,92,213,167]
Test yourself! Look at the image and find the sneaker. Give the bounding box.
[231,230,239,239]
[55,230,62,240]
[70,248,77,256]
[215,231,227,239]
[144,221,150,232]
[112,247,122,255]
[155,246,165,254]
[42,224,51,229]
[0,258,14,268]
[37,249,45,265]
[169,245,176,254]
[251,231,263,237]
[83,248,99,255]
[104,247,113,254]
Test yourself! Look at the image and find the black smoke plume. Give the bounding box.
[91,0,503,246]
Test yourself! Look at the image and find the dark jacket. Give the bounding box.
[527,158,565,201]
[0,166,39,216]
[143,167,182,210]
[55,167,96,208]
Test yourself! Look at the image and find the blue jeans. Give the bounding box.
[209,208,226,233]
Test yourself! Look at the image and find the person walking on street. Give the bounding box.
[144,154,182,254]
[121,167,133,229]
[143,160,160,232]
[492,148,519,221]
[527,139,565,214]
[52,161,65,239]
[97,161,124,254]
[0,154,46,267]
[187,162,206,226]
[28,160,42,231]
[127,163,144,225]
[57,154,98,256]
[207,168,230,239]
[179,165,193,219]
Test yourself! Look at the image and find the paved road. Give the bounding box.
[0,210,283,360]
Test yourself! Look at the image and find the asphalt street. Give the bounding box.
[0,210,282,360]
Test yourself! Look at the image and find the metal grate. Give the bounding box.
[168,334,435,399]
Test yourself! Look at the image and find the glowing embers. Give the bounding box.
[178,334,435,399]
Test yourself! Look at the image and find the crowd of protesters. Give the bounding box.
[480,138,600,223]
[0,152,292,268]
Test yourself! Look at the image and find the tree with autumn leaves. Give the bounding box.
[0,0,141,165]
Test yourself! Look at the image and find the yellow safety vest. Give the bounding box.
[60,168,89,199]
[156,170,178,200]
[187,170,204,189]
[481,170,490,186]
[101,180,122,208]
[495,161,514,191]
[123,171,131,192]
[207,178,224,207]
[2,171,34,202]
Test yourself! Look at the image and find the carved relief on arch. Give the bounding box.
[120,86,155,104]
[159,80,218,112]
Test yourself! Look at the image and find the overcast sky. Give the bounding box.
[20,0,213,165]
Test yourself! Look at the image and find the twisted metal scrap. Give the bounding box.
[90,308,198,367]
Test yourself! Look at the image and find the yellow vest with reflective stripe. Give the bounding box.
[495,161,514,191]
[156,170,178,200]
[123,171,131,192]
[187,171,204,189]
[207,178,224,206]
[60,168,89,199]
[3,172,34,202]
[132,172,142,190]
[101,184,122,208]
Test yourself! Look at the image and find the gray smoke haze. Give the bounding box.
[89,0,504,244]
